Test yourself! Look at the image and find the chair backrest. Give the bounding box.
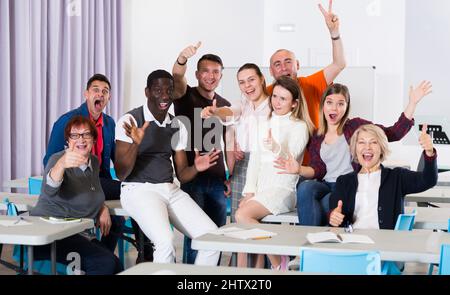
[28,177,43,195]
[438,244,450,275]
[300,248,382,275]
[110,167,118,180]
[394,210,416,231]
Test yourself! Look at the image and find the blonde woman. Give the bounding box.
[329,124,437,229]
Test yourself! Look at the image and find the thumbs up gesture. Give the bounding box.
[329,200,345,227]
[178,41,202,65]
[419,124,435,157]
[201,99,218,119]
[62,145,89,169]
[263,128,281,154]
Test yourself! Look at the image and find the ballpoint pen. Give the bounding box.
[252,236,272,240]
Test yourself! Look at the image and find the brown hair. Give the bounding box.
[237,63,269,97]
[64,115,98,142]
[318,83,351,136]
[269,76,314,135]
[349,124,391,164]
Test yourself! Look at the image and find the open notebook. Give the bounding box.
[211,227,277,240]
[307,231,374,244]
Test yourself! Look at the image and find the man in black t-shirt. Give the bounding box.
[172,43,231,264]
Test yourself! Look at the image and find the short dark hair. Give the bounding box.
[146,70,174,89]
[197,54,224,71]
[64,115,98,142]
[86,74,111,90]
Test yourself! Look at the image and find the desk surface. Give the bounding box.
[438,171,450,186]
[0,216,94,246]
[405,187,450,203]
[0,192,38,211]
[118,262,303,275]
[2,176,42,190]
[192,223,450,264]
[262,207,450,230]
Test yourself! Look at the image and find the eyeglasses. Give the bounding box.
[69,132,93,140]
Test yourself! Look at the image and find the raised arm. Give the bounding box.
[114,116,149,181]
[172,42,202,99]
[319,0,346,85]
[404,81,432,120]
[400,124,437,195]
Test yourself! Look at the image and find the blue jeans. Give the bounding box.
[297,180,336,226]
[181,175,227,264]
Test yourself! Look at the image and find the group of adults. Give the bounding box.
[29,0,437,274]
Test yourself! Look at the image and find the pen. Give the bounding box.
[252,236,271,240]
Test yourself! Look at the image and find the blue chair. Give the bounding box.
[429,219,450,275]
[300,248,382,275]
[381,210,416,275]
[28,177,43,195]
[438,244,450,275]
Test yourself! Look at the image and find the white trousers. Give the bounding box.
[120,182,220,265]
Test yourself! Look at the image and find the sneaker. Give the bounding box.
[271,255,289,271]
[288,256,300,271]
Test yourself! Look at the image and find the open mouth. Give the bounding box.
[159,102,170,110]
[246,89,256,96]
[94,99,103,111]
[76,143,88,151]
[329,114,338,120]
[362,153,374,162]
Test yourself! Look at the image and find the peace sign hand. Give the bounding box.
[319,0,340,36]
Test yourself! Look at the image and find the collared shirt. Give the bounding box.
[115,104,188,151]
[232,97,270,153]
[90,113,104,167]
[353,170,382,230]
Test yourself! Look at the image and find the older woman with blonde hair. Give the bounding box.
[329,124,437,230]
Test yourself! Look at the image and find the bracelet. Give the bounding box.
[177,57,187,66]
[331,35,341,41]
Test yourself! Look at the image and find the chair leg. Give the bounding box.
[428,264,435,275]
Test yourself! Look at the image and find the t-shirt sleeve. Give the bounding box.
[115,114,136,144]
[172,118,189,151]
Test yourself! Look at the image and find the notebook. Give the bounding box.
[211,227,277,240]
[306,231,374,244]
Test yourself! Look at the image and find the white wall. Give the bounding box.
[124,0,264,111]
[124,0,449,169]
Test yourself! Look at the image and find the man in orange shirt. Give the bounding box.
[268,0,346,130]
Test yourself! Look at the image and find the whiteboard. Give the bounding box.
[218,66,376,121]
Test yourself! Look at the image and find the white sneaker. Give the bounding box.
[288,256,300,271]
